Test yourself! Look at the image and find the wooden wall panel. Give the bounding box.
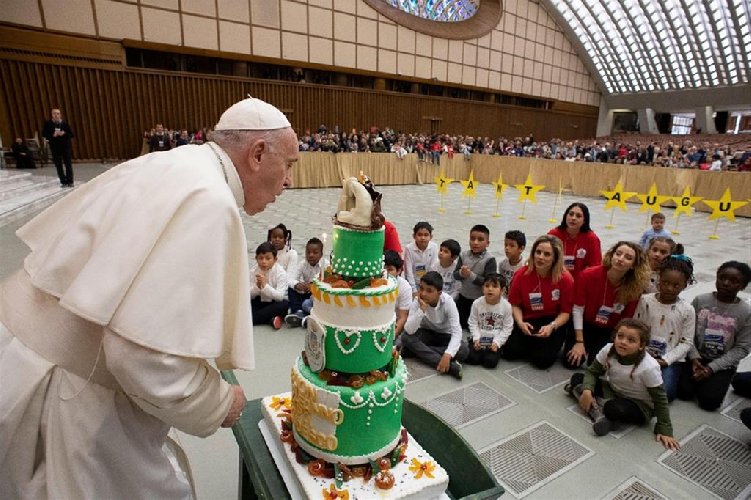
[0,59,597,160]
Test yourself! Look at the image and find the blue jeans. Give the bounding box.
[662,362,683,402]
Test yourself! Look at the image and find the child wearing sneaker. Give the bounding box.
[285,237,328,327]
[466,273,513,369]
[567,318,679,450]
[250,242,289,330]
[402,271,469,379]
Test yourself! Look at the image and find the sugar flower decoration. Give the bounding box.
[408,458,436,479]
[322,483,350,499]
[270,396,291,412]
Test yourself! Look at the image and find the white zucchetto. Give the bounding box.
[215,97,291,131]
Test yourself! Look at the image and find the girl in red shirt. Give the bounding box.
[548,202,602,281]
[502,235,574,369]
[563,241,650,368]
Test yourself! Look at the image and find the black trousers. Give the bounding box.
[501,316,567,369]
[731,371,751,398]
[466,343,502,369]
[562,322,612,369]
[251,297,289,325]
[582,377,645,425]
[52,147,73,185]
[288,288,310,314]
[401,328,469,370]
[676,359,735,411]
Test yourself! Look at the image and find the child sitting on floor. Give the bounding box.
[404,221,439,295]
[644,237,677,293]
[285,237,328,327]
[268,223,298,274]
[466,273,513,369]
[678,261,751,411]
[565,318,679,450]
[402,271,469,379]
[497,230,526,294]
[454,224,497,329]
[430,238,461,300]
[635,255,696,401]
[384,250,413,344]
[250,242,289,330]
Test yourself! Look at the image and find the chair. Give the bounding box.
[25,137,46,167]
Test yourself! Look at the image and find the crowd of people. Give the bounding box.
[255,200,750,451]
[137,122,751,171]
[141,124,210,153]
[2,96,750,498]
[297,125,751,171]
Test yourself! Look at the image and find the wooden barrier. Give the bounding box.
[292,153,751,217]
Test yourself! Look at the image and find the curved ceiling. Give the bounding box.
[544,0,750,95]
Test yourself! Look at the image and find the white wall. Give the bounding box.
[0,0,602,106]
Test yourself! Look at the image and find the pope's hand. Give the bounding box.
[221,385,246,428]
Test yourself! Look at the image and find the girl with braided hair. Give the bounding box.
[566,318,679,449]
[634,254,696,401]
[267,223,298,274]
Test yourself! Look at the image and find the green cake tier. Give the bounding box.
[330,225,385,278]
[291,356,407,465]
[306,278,398,374]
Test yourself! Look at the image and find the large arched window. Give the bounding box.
[363,0,501,40]
[383,0,480,22]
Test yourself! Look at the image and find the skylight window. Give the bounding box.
[384,0,480,22]
[549,0,750,93]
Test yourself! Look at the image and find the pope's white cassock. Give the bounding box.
[0,143,254,499]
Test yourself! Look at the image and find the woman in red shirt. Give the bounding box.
[563,241,649,368]
[548,202,602,282]
[503,235,574,369]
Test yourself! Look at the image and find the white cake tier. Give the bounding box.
[310,277,398,329]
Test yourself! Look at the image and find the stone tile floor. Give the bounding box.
[3,164,751,499]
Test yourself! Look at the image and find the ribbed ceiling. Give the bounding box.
[547,0,750,94]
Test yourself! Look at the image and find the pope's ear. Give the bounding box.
[247,139,267,172]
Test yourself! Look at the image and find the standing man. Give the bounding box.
[0,98,298,498]
[42,108,75,187]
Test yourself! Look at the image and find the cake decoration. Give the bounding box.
[261,175,448,497]
[322,483,350,500]
[305,317,326,372]
[409,458,437,479]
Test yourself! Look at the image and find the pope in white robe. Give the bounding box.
[0,98,299,499]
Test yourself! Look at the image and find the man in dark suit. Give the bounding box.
[149,123,172,152]
[11,137,35,169]
[42,108,75,187]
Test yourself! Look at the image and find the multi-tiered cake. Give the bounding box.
[261,175,448,498]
